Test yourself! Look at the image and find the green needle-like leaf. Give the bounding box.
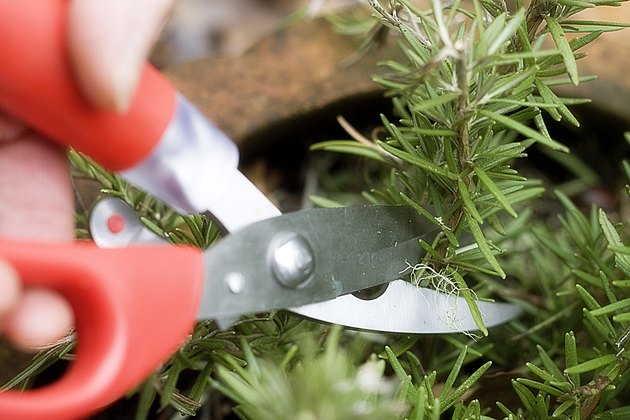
[545,16,579,85]
[613,313,630,322]
[526,363,557,383]
[441,361,492,411]
[439,346,468,401]
[516,378,565,397]
[512,379,537,411]
[464,211,506,278]
[136,375,158,420]
[600,209,630,277]
[451,271,489,335]
[535,78,580,126]
[536,345,565,382]
[589,298,630,316]
[564,354,618,374]
[400,192,459,245]
[458,179,484,224]
[488,9,526,55]
[474,166,517,218]
[378,141,460,180]
[538,31,603,71]
[385,346,411,383]
[411,92,460,113]
[565,332,580,387]
[409,387,428,420]
[479,109,569,152]
[311,140,393,164]
[561,19,630,32]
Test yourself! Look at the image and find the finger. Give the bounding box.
[0,111,26,143]
[0,134,75,349]
[0,134,74,239]
[67,0,175,112]
[4,288,75,350]
[0,258,21,321]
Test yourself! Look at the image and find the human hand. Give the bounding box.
[0,0,174,350]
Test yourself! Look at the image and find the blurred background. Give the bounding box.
[151,0,360,67]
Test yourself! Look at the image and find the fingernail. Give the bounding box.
[110,52,144,113]
[68,0,174,112]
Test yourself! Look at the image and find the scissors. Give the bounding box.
[0,2,520,419]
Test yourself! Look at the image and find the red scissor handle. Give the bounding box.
[0,0,175,171]
[0,240,204,419]
[0,3,206,416]
[0,1,210,417]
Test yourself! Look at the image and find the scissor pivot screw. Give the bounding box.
[270,233,314,288]
[225,272,245,294]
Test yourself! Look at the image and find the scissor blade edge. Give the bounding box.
[290,280,522,334]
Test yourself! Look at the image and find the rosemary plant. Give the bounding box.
[5,0,630,418]
[312,0,630,418]
[317,0,629,335]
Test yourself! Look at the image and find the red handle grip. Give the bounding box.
[0,240,204,419]
[0,0,175,171]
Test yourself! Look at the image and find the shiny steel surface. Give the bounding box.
[292,280,522,333]
[120,94,281,232]
[89,198,167,247]
[198,204,433,320]
[90,197,520,333]
[121,94,240,214]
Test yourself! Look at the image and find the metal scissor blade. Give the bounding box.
[197,205,435,321]
[290,280,522,334]
[91,196,519,335]
[120,95,282,233]
[201,170,281,233]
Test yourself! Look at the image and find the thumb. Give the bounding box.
[67,0,175,112]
